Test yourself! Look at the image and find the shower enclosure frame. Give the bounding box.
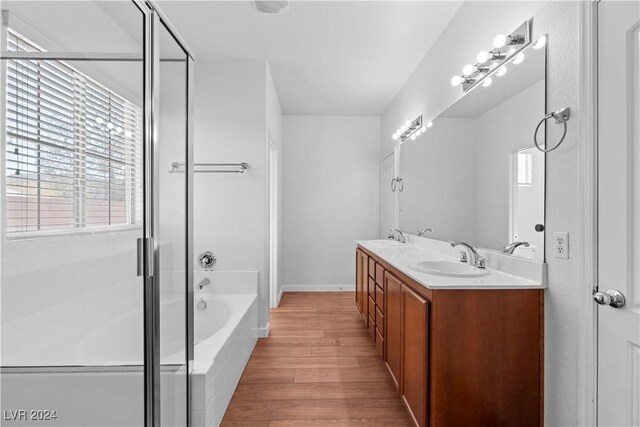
[0,1,195,426]
[138,2,196,426]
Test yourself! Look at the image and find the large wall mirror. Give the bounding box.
[399,42,546,261]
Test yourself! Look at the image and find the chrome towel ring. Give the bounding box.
[533,107,570,153]
[391,177,404,192]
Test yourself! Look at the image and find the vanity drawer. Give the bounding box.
[368,258,376,279]
[368,296,375,320]
[368,277,376,297]
[376,285,385,311]
[375,264,385,286]
[375,306,384,332]
[375,327,384,358]
[368,314,376,340]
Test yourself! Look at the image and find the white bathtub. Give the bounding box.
[1,271,259,427]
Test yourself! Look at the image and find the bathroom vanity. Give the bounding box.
[355,239,544,427]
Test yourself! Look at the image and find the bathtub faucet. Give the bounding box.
[197,278,210,290]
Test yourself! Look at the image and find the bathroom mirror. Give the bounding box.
[399,42,546,261]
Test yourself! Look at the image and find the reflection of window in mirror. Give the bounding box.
[517,152,533,186]
[509,146,544,261]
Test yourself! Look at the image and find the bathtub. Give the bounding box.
[0,271,259,427]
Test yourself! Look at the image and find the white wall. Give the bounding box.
[381,2,583,425]
[282,116,380,291]
[193,59,270,330]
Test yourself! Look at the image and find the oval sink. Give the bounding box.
[366,239,404,248]
[408,260,490,277]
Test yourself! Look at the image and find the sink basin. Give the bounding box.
[408,260,490,277]
[366,239,404,248]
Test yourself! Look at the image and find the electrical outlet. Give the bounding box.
[554,232,569,259]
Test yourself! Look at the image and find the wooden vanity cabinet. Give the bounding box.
[384,271,402,390]
[356,245,543,427]
[401,284,429,426]
[355,249,369,324]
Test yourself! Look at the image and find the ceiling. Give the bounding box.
[159,1,463,116]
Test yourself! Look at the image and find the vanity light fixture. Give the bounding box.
[451,19,532,92]
[393,115,428,143]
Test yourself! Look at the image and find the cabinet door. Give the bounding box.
[401,285,429,427]
[360,252,369,322]
[355,250,363,313]
[385,272,402,390]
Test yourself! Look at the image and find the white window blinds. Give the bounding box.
[5,30,143,238]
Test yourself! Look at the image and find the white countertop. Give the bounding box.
[357,237,547,290]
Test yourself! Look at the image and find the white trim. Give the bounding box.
[256,324,270,338]
[577,1,599,425]
[283,284,355,292]
[277,285,284,306]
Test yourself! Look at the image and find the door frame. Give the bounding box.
[578,0,598,425]
[268,135,280,308]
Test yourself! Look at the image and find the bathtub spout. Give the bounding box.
[197,278,210,289]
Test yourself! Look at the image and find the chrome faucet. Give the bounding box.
[450,241,487,268]
[390,228,407,243]
[417,228,433,236]
[503,241,530,254]
[197,278,210,290]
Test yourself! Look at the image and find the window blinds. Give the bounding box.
[5,30,143,237]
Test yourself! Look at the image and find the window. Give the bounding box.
[5,30,142,238]
[517,152,533,186]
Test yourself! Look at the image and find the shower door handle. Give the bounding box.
[137,237,155,277]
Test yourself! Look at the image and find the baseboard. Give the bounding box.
[283,284,355,292]
[256,323,270,338]
[277,286,285,306]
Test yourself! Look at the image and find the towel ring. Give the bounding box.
[391,177,404,192]
[533,107,570,153]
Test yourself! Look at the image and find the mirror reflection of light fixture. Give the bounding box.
[451,19,533,93]
[496,65,508,77]
[393,115,430,143]
[512,52,525,64]
[533,35,547,50]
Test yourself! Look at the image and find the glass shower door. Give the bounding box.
[0,1,147,426]
[156,18,194,427]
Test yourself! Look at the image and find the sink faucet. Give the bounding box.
[390,229,407,243]
[450,241,487,268]
[417,228,433,236]
[503,241,530,254]
[197,278,210,290]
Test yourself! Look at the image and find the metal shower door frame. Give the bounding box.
[136,1,195,426]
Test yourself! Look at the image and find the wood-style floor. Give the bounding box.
[221,291,414,426]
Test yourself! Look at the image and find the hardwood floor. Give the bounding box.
[221,292,414,427]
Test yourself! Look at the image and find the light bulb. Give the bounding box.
[427,121,433,128]
[512,52,525,64]
[106,122,114,129]
[96,117,104,124]
[451,76,464,87]
[496,66,508,77]
[533,35,547,50]
[493,34,508,49]
[125,131,132,138]
[405,120,411,127]
[115,127,123,133]
[400,125,407,132]
[420,126,426,132]
[476,51,491,63]
[392,133,399,140]
[482,77,493,87]
[410,134,417,141]
[462,64,476,76]
[415,130,422,137]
